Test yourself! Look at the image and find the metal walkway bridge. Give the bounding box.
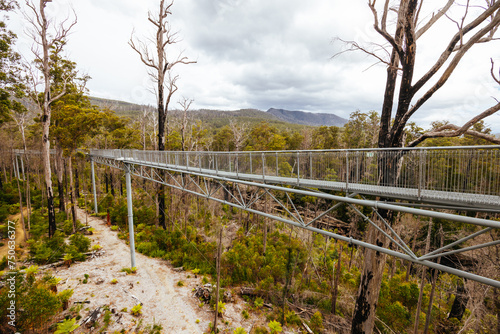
[82,146,499,287]
[90,146,500,209]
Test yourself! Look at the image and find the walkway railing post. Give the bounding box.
[297,151,300,183]
[275,152,278,176]
[125,162,136,268]
[418,150,423,200]
[262,152,265,181]
[309,152,313,179]
[91,157,98,214]
[249,152,252,174]
[345,151,349,192]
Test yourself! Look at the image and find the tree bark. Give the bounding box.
[424,224,444,334]
[68,154,77,232]
[129,0,195,230]
[448,281,468,321]
[332,244,343,315]
[15,167,27,241]
[74,165,79,199]
[414,218,433,333]
[351,218,389,333]
[55,142,65,212]
[214,227,223,332]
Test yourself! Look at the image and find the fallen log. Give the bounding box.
[81,306,102,328]
[302,321,313,334]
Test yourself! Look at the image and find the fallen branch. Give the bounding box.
[81,306,102,328]
[302,321,313,334]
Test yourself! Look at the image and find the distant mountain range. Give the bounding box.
[267,108,347,127]
[90,97,347,128]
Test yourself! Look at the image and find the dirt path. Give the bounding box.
[53,207,212,333]
[0,209,27,260]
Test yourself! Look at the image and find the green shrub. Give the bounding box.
[254,297,264,308]
[284,310,301,326]
[69,233,91,253]
[308,311,323,333]
[57,289,74,310]
[131,304,142,316]
[121,267,137,275]
[214,301,226,316]
[0,256,7,271]
[54,318,79,334]
[18,284,62,329]
[63,220,74,235]
[28,231,66,264]
[268,320,283,334]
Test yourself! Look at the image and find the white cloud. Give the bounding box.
[10,0,500,132]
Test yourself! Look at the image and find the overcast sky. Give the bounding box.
[11,0,500,132]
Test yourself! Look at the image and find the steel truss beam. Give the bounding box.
[89,156,500,288]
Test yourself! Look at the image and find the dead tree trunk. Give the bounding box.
[129,0,195,231]
[25,0,76,237]
[332,244,343,314]
[55,142,65,213]
[414,218,433,333]
[214,227,223,332]
[68,154,77,232]
[423,224,444,334]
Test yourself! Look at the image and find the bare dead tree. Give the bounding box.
[178,96,193,152]
[337,2,500,332]
[129,0,195,229]
[24,0,77,237]
[229,119,248,151]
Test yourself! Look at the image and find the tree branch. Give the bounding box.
[369,0,405,60]
[415,0,454,39]
[400,10,500,128]
[412,2,500,94]
[491,58,500,84]
[409,102,500,146]
[129,33,159,70]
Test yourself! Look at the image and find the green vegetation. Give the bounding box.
[54,318,79,334]
[268,320,283,334]
[120,267,137,275]
[0,269,74,331]
[130,303,143,316]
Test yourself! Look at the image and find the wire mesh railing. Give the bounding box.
[89,146,500,202]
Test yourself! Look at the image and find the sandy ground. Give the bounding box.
[0,209,27,260]
[49,207,260,333]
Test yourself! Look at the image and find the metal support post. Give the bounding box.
[309,152,313,179]
[297,152,300,183]
[275,152,278,176]
[249,152,252,174]
[345,151,349,192]
[91,158,98,214]
[125,163,136,268]
[262,152,265,181]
